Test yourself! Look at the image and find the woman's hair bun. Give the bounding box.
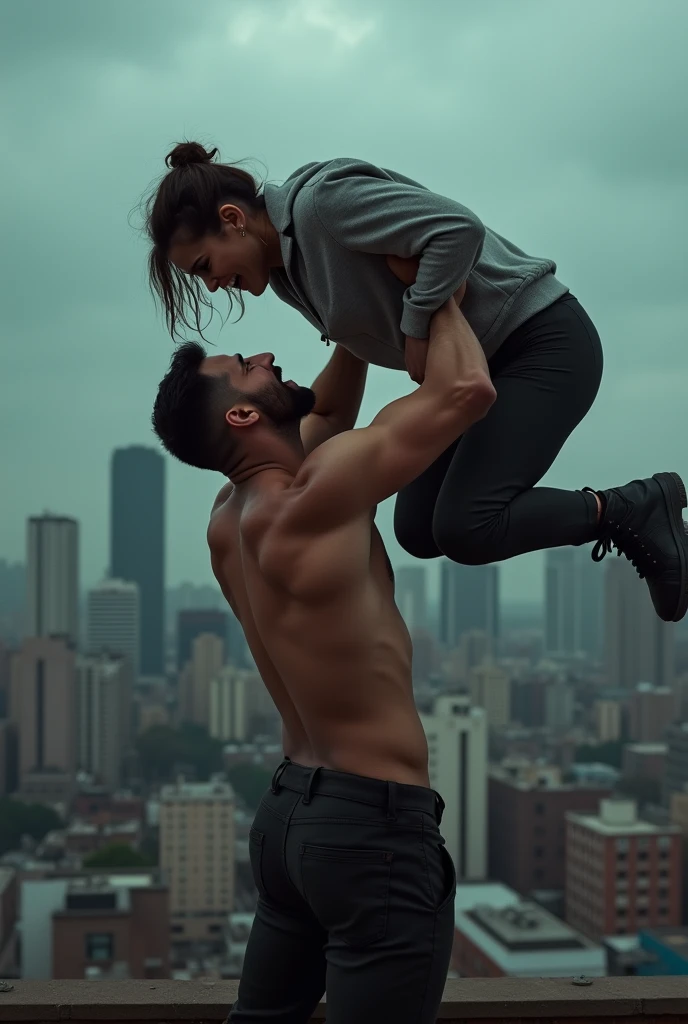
[165,141,218,170]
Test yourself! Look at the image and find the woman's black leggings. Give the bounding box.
[393,293,603,565]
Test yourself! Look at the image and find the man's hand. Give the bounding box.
[387,255,467,384]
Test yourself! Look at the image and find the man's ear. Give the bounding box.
[226,404,260,429]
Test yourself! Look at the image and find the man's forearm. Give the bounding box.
[421,300,491,398]
[309,344,369,430]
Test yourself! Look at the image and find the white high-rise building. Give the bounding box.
[396,566,427,632]
[420,694,487,881]
[76,655,133,789]
[87,579,140,676]
[27,515,79,646]
[469,662,511,728]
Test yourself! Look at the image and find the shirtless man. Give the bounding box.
[152,289,495,1024]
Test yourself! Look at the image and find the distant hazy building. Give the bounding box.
[605,559,674,689]
[160,778,235,942]
[566,799,682,941]
[468,662,511,728]
[76,655,133,790]
[10,637,76,788]
[664,724,688,805]
[27,515,79,647]
[545,678,575,731]
[178,633,225,728]
[594,699,622,743]
[110,447,165,678]
[623,743,667,784]
[545,546,603,659]
[177,609,228,671]
[209,667,264,741]
[420,694,487,880]
[629,683,677,743]
[396,566,427,633]
[87,579,140,676]
[439,562,499,650]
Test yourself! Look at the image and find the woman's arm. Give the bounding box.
[300,344,369,455]
[311,161,485,341]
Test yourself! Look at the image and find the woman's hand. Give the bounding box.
[387,255,467,383]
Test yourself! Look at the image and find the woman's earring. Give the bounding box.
[240,227,246,237]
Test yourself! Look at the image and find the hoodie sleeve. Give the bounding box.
[311,161,485,340]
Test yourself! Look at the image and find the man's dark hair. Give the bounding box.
[152,341,239,471]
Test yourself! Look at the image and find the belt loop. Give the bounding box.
[434,791,445,826]
[270,759,289,794]
[386,781,397,822]
[302,766,320,805]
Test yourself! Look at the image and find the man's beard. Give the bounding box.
[251,377,316,428]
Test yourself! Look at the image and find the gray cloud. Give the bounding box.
[1,0,686,606]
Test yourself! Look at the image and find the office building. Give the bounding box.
[177,609,228,671]
[110,447,165,678]
[0,719,18,796]
[439,561,499,650]
[26,514,79,647]
[605,559,674,689]
[664,724,688,805]
[489,765,610,896]
[544,546,603,659]
[545,678,575,731]
[566,799,682,941]
[468,662,511,728]
[178,633,225,728]
[209,667,263,741]
[87,579,140,677]
[159,778,235,942]
[623,744,667,784]
[420,695,487,880]
[10,637,76,790]
[452,882,605,978]
[76,655,133,790]
[594,699,622,743]
[396,566,427,633]
[21,871,169,979]
[629,684,677,743]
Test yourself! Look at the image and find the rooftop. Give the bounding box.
[160,779,234,802]
[568,798,681,837]
[0,978,686,1021]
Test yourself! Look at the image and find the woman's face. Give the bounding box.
[168,204,271,298]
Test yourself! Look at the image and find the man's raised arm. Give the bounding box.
[299,345,369,455]
[281,297,495,531]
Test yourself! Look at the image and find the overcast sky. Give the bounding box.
[1,0,686,604]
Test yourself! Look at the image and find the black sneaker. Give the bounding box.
[585,472,688,623]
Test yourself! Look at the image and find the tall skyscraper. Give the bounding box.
[27,515,79,647]
[76,654,133,789]
[396,566,427,633]
[87,579,140,676]
[160,778,235,942]
[544,546,603,659]
[604,559,674,689]
[439,561,499,650]
[177,609,228,671]
[10,637,76,783]
[110,447,165,678]
[420,694,487,880]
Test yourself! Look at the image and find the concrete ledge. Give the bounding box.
[0,977,687,1021]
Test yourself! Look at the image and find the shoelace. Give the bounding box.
[591,520,656,580]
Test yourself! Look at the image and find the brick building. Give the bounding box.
[489,765,611,896]
[566,799,682,941]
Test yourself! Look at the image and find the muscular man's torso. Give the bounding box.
[208,482,430,788]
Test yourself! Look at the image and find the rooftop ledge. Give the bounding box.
[0,977,686,1022]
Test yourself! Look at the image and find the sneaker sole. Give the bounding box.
[654,471,688,622]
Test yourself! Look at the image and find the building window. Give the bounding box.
[85,933,114,961]
[658,836,671,850]
[616,838,629,853]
